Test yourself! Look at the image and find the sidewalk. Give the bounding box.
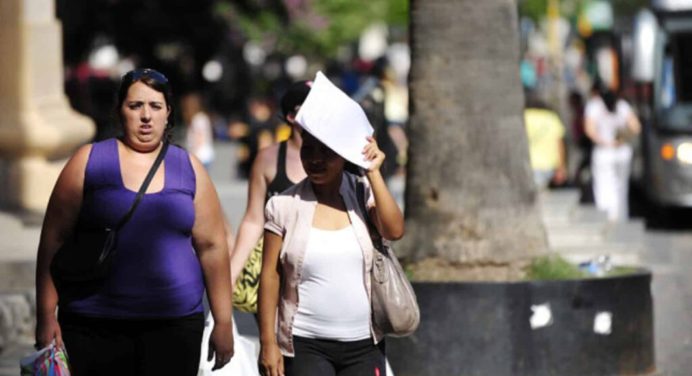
[0,141,661,374]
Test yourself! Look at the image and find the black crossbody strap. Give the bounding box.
[114,142,169,230]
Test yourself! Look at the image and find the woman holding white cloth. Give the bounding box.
[258,73,404,376]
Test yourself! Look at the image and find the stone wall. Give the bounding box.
[0,292,34,352]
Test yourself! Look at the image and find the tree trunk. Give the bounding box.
[401,0,549,281]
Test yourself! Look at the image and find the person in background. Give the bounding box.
[569,91,589,179]
[380,64,409,177]
[34,68,234,375]
[230,81,310,313]
[351,58,399,180]
[584,88,641,222]
[182,92,216,170]
[524,93,568,189]
[258,74,404,376]
[181,92,235,253]
[568,90,594,202]
[228,97,280,179]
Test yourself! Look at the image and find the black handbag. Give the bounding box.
[355,176,420,337]
[50,142,169,284]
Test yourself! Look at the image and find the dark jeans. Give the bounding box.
[59,311,204,376]
[284,336,386,376]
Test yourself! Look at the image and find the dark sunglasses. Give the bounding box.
[129,68,168,84]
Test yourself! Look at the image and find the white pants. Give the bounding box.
[591,146,632,222]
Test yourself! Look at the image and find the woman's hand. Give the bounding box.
[259,342,284,376]
[35,312,63,350]
[362,136,385,173]
[208,321,234,371]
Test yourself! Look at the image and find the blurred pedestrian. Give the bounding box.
[182,92,216,170]
[524,93,568,189]
[230,81,310,315]
[258,73,404,376]
[35,68,234,375]
[585,88,641,221]
[568,90,595,203]
[230,97,280,179]
[352,58,399,180]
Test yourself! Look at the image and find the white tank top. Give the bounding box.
[292,226,371,341]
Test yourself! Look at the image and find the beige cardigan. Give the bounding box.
[264,172,383,356]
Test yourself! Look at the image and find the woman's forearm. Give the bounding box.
[258,232,283,345]
[258,270,280,345]
[366,169,405,240]
[199,245,234,325]
[35,244,59,318]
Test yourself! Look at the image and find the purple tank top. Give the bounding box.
[60,138,204,318]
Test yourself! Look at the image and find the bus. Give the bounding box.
[631,0,692,208]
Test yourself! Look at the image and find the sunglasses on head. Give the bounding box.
[129,68,169,84]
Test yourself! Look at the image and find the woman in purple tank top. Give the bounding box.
[35,69,234,375]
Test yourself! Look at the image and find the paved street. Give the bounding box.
[1,140,691,375]
[641,225,692,374]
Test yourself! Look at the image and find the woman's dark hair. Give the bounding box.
[344,161,364,176]
[116,68,175,136]
[280,80,311,121]
[600,89,617,113]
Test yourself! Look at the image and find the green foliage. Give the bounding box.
[518,0,649,23]
[525,254,588,280]
[610,0,649,16]
[308,1,388,54]
[525,254,641,280]
[385,0,409,25]
[519,0,582,22]
[519,0,549,22]
[605,266,640,277]
[220,0,408,59]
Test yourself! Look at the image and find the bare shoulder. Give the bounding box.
[257,143,280,167]
[255,143,281,181]
[51,143,93,202]
[63,143,93,177]
[73,143,93,162]
[187,151,209,179]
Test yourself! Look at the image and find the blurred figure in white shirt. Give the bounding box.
[182,92,215,169]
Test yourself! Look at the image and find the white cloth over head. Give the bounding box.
[295,71,374,169]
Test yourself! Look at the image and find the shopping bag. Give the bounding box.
[20,342,71,376]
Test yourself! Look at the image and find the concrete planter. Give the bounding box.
[387,270,655,376]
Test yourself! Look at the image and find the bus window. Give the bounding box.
[662,53,675,109]
[672,33,692,103]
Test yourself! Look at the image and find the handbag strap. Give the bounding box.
[114,141,169,230]
[354,176,385,254]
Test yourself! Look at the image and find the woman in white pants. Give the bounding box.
[584,89,641,222]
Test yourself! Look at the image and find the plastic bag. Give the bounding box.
[20,342,71,376]
[199,314,260,375]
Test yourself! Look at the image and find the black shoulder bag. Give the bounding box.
[51,142,169,284]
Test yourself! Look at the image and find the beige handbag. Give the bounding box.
[356,177,420,337]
